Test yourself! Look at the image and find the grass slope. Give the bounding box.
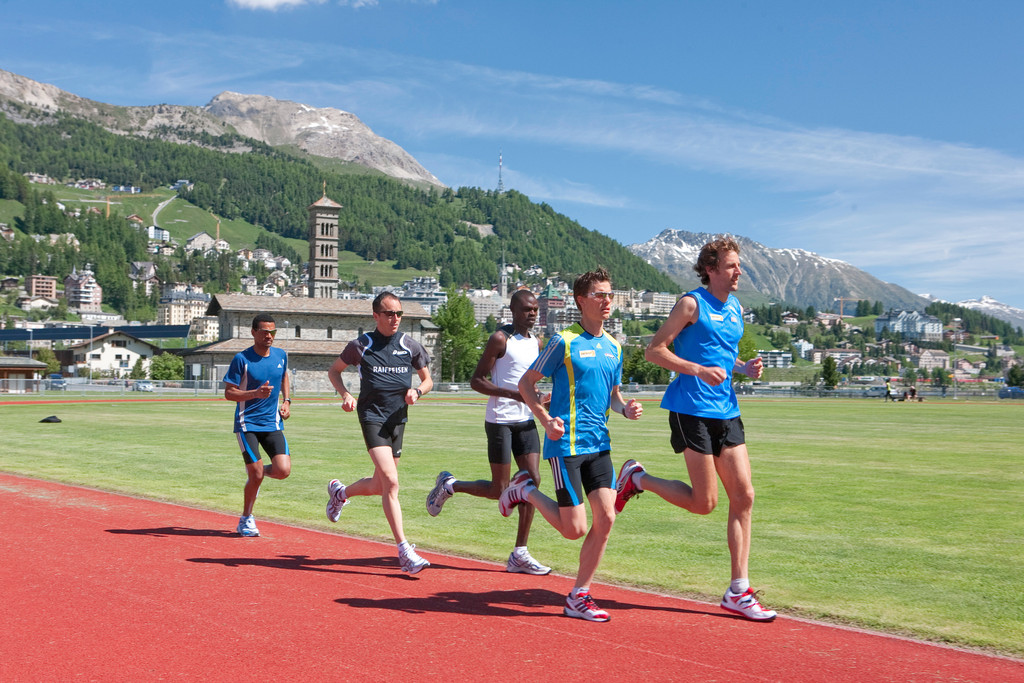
[3,396,1021,656]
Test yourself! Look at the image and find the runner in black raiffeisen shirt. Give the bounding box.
[325,292,434,574]
[342,328,430,426]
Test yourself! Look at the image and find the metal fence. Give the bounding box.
[0,378,1007,402]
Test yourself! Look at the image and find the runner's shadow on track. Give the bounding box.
[335,589,725,618]
[335,587,568,617]
[186,554,496,579]
[107,527,238,538]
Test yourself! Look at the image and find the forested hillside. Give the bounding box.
[0,105,677,293]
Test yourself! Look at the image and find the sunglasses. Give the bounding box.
[377,310,404,318]
[255,328,277,337]
[586,292,615,300]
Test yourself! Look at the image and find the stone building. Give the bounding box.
[180,294,439,393]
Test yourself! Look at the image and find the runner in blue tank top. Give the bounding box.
[615,237,777,622]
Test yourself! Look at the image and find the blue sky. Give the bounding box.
[3,0,1023,308]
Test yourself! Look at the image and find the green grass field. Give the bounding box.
[2,396,1022,656]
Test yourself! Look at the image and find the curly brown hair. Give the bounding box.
[694,237,740,286]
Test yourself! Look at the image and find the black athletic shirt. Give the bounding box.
[340,330,430,425]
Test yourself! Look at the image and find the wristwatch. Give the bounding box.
[414,388,422,397]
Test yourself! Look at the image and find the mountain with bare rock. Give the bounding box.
[0,68,441,188]
[629,229,928,312]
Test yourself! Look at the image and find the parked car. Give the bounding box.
[998,386,1024,399]
[47,374,68,390]
[445,383,460,392]
[133,380,155,392]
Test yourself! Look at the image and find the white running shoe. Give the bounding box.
[720,587,777,621]
[399,544,430,574]
[326,479,349,523]
[236,515,259,537]
[426,470,456,517]
[506,549,551,575]
[563,589,609,622]
[498,470,534,518]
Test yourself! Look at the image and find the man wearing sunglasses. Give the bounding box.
[223,313,292,538]
[504,268,643,621]
[326,292,434,574]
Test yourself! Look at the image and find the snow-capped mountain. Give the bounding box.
[629,229,928,312]
[922,295,1024,330]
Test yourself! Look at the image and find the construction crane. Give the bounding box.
[833,297,863,321]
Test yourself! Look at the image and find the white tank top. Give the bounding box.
[485,326,539,424]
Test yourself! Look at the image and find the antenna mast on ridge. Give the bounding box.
[498,149,504,193]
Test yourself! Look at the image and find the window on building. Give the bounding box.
[295,325,301,338]
[327,326,333,339]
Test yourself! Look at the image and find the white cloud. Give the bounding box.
[226,0,328,10]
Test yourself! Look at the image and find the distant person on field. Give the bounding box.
[615,237,777,622]
[884,379,894,402]
[504,268,643,622]
[325,292,434,574]
[425,289,551,576]
[223,313,292,538]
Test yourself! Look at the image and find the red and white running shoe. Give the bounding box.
[720,587,777,621]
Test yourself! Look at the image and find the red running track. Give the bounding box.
[1,472,1021,682]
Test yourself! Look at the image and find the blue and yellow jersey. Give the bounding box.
[530,323,623,459]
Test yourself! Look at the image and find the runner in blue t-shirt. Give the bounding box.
[223,313,292,538]
[502,268,643,622]
[615,237,776,622]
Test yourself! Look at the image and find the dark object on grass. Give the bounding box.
[39,415,62,423]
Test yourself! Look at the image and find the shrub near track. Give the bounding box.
[3,397,1022,657]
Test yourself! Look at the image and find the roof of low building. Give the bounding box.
[0,356,48,368]
[206,294,429,319]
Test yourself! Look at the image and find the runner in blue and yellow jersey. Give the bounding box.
[223,313,293,538]
[615,237,777,622]
[501,268,643,622]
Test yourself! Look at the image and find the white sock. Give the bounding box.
[513,546,527,555]
[397,540,410,553]
[730,578,750,594]
[632,471,644,490]
[444,479,455,495]
[571,586,589,598]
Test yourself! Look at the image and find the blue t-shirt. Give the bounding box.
[223,346,288,432]
[530,323,623,459]
[661,287,743,419]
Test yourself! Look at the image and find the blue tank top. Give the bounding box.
[660,287,743,419]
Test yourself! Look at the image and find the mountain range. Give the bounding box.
[628,229,928,312]
[2,67,1023,326]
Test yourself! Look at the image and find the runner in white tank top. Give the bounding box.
[425,290,551,575]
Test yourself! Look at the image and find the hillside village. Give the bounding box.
[2,170,1022,396]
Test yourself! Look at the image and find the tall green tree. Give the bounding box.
[432,288,483,382]
[821,356,840,388]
